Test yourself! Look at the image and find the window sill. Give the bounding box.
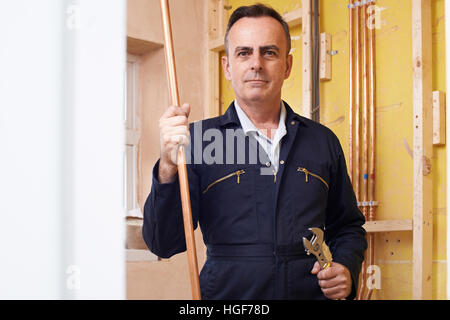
[126,249,158,262]
[126,217,158,262]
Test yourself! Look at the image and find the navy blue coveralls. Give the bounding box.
[142,101,367,300]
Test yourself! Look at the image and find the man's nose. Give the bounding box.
[250,52,263,71]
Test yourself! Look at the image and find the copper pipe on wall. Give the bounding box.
[354,4,361,205]
[358,2,370,301]
[362,3,369,223]
[366,2,377,300]
[160,0,201,300]
[349,0,354,184]
[353,1,378,300]
[354,3,366,301]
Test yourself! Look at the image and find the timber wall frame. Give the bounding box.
[205,0,433,299]
[411,0,432,300]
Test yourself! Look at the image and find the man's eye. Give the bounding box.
[265,51,276,56]
[238,51,248,57]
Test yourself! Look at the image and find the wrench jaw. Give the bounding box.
[303,237,314,256]
[303,228,333,269]
[309,227,324,245]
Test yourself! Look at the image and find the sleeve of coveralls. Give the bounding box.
[324,137,368,300]
[142,154,200,259]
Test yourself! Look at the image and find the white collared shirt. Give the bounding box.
[234,100,287,172]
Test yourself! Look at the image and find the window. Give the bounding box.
[124,53,158,262]
[124,54,142,218]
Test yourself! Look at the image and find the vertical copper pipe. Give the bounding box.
[362,4,369,222]
[350,0,366,301]
[360,3,370,301]
[355,4,365,301]
[355,5,361,204]
[160,0,201,300]
[366,2,377,300]
[349,0,354,184]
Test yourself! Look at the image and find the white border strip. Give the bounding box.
[62,0,126,299]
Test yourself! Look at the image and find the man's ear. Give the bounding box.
[284,54,293,79]
[222,55,232,81]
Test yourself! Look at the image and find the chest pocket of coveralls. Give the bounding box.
[200,166,257,244]
[296,160,330,193]
[292,159,330,220]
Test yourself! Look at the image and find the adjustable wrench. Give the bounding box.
[303,227,333,269]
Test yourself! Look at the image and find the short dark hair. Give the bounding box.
[224,3,291,57]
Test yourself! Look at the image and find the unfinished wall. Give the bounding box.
[219,0,447,299]
[126,0,446,300]
[126,0,207,299]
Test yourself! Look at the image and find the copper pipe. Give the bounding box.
[354,4,361,205]
[366,2,377,300]
[349,0,354,184]
[354,4,365,301]
[349,2,364,300]
[160,0,201,300]
[359,3,371,301]
[355,5,367,300]
[349,1,368,301]
[362,3,369,222]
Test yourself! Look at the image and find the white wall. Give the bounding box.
[0,0,126,299]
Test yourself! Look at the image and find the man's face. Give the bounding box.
[222,16,293,105]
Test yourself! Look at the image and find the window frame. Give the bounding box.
[124,53,142,218]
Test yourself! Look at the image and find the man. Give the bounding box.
[143,4,367,300]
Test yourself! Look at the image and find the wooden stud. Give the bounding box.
[319,33,331,81]
[446,0,450,301]
[206,0,222,118]
[218,0,229,39]
[433,91,446,145]
[363,219,413,233]
[284,8,303,27]
[412,0,433,300]
[207,50,220,118]
[302,0,312,118]
[208,0,219,40]
[209,38,225,52]
[127,36,162,55]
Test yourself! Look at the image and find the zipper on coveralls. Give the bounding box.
[202,169,246,194]
[297,167,329,189]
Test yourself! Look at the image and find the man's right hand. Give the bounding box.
[158,103,191,183]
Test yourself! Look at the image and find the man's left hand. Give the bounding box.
[311,261,352,300]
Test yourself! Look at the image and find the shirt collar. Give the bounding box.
[234,100,287,140]
[218,100,306,128]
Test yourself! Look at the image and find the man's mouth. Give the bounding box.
[245,79,269,84]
